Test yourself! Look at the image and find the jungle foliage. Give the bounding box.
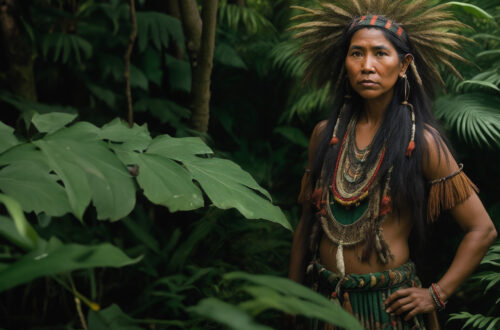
[0,0,498,329]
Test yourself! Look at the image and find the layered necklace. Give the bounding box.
[314,116,394,276]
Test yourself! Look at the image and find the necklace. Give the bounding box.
[313,115,394,276]
[332,117,385,208]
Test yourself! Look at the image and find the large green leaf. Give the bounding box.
[100,118,152,152]
[145,135,288,228]
[34,123,136,220]
[129,152,204,212]
[31,112,78,134]
[0,237,142,292]
[0,162,71,217]
[189,298,272,330]
[185,158,289,229]
[447,2,493,20]
[0,121,19,153]
[225,272,363,330]
[146,135,213,162]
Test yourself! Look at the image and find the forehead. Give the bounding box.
[349,28,396,50]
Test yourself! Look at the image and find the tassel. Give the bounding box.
[311,188,322,209]
[427,166,478,222]
[343,292,354,314]
[330,104,346,146]
[405,140,415,157]
[336,242,345,277]
[403,100,415,158]
[379,196,392,215]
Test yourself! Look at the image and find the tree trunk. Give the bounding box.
[179,0,202,68]
[180,0,218,133]
[0,0,37,101]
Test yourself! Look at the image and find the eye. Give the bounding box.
[376,50,388,56]
[351,50,362,57]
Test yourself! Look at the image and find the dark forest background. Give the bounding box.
[0,0,499,329]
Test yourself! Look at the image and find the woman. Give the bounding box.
[288,1,497,329]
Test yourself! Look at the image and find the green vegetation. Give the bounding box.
[0,0,498,329]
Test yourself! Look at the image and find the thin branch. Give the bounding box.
[124,0,137,127]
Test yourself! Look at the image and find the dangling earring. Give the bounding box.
[401,74,415,157]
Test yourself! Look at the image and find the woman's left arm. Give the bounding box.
[434,184,497,300]
[385,130,497,320]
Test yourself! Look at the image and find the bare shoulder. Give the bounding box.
[312,120,328,139]
[422,125,460,182]
[308,120,328,153]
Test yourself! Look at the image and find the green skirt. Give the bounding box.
[308,261,426,329]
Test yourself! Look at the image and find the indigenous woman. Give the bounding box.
[288,1,497,329]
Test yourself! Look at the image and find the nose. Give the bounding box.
[361,54,375,74]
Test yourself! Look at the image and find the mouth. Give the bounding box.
[359,80,378,87]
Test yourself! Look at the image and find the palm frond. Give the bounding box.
[270,40,307,78]
[281,84,331,123]
[434,93,500,148]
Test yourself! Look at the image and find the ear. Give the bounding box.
[400,54,413,77]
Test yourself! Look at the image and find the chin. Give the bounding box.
[356,91,384,100]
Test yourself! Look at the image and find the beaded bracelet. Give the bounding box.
[429,283,447,311]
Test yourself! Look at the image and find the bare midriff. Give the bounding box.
[319,212,413,274]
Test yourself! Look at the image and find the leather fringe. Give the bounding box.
[427,171,478,222]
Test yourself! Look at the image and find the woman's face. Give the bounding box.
[345,28,410,102]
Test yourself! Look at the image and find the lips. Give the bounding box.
[359,80,378,87]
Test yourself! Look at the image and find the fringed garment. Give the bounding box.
[308,261,426,330]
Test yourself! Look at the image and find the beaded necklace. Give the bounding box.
[314,116,394,277]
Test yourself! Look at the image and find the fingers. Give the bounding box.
[386,296,413,314]
[385,287,436,322]
[384,287,411,306]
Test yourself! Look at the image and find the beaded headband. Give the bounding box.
[349,15,407,40]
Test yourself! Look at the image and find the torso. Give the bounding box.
[318,115,413,274]
[319,211,412,274]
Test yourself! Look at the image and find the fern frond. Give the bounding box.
[40,33,93,64]
[448,312,500,329]
[219,4,277,36]
[136,12,184,52]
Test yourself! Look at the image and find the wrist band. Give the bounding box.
[429,283,447,311]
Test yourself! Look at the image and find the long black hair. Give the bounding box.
[310,24,451,250]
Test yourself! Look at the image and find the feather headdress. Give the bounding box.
[290,0,470,90]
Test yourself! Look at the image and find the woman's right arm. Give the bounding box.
[288,121,327,283]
